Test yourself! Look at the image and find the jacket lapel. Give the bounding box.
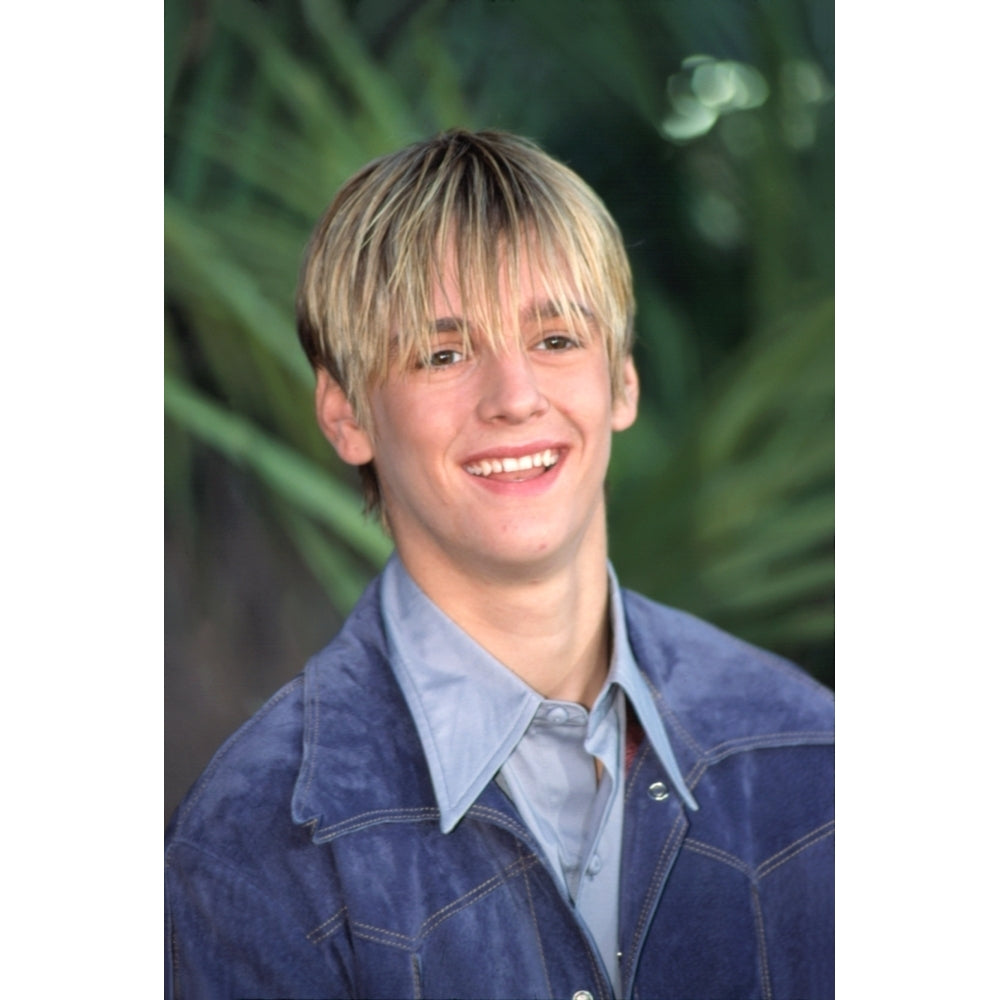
[291,580,442,842]
[618,739,691,996]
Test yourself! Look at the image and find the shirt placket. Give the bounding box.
[575,692,625,998]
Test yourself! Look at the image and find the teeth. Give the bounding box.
[465,449,559,477]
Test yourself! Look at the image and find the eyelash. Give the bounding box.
[415,332,582,370]
[422,348,465,368]
[536,333,579,351]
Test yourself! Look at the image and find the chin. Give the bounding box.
[473,532,584,577]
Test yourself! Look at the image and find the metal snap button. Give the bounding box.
[572,991,594,1000]
[647,781,670,801]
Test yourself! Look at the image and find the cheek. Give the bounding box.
[575,380,620,431]
[370,411,450,489]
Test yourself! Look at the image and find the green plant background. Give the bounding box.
[165,0,833,821]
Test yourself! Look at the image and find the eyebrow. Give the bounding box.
[431,298,594,333]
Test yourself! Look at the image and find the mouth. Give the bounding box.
[462,448,561,482]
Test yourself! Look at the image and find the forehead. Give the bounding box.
[378,228,615,380]
[428,240,589,322]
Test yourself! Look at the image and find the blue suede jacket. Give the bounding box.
[165,577,834,1000]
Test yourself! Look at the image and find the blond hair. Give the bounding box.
[296,129,635,514]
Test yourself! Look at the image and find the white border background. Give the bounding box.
[4,1,998,993]
[4,2,162,990]
[836,2,999,994]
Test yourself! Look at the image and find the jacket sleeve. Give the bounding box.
[165,841,354,1000]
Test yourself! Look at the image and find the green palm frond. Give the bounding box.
[165,0,833,678]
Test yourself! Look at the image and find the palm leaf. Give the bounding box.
[164,373,391,571]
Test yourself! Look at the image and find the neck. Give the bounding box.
[399,548,613,709]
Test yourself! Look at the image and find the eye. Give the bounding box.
[535,333,579,352]
[419,348,465,369]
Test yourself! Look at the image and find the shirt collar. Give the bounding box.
[605,574,698,812]
[380,554,697,833]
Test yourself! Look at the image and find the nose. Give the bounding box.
[476,349,549,423]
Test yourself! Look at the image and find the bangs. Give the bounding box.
[298,130,634,431]
[383,235,608,378]
[373,143,630,381]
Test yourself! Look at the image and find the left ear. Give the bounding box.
[315,368,376,466]
[611,356,639,431]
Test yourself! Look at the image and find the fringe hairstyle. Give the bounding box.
[296,129,635,516]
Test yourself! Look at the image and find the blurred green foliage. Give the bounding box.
[165,0,834,686]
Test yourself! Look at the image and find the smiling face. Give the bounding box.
[299,131,637,522]
[317,249,638,589]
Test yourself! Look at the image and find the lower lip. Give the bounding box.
[465,458,565,497]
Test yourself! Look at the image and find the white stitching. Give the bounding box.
[757,820,835,879]
[312,807,440,841]
[684,838,754,877]
[518,844,554,999]
[420,854,537,938]
[625,811,686,969]
[750,883,773,1000]
[306,905,348,945]
[684,730,833,787]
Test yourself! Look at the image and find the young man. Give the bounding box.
[165,130,834,999]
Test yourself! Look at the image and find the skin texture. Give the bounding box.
[316,252,638,706]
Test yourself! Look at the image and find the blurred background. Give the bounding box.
[165,0,834,823]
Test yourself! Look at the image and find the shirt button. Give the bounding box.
[647,781,670,801]
[547,706,569,724]
[572,992,594,1000]
[586,855,602,876]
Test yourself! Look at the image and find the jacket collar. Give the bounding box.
[290,577,441,843]
[291,571,831,843]
[379,554,697,832]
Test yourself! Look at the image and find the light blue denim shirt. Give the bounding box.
[380,555,697,996]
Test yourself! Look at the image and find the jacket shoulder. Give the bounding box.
[165,674,307,852]
[622,589,833,754]
[166,579,390,852]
